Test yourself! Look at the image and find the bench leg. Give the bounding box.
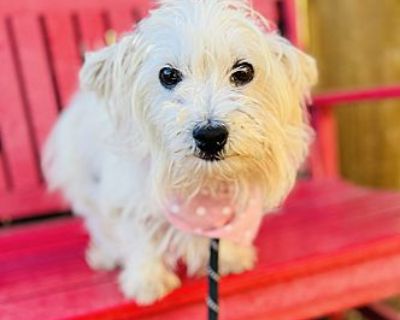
[313,311,346,320]
[358,303,400,320]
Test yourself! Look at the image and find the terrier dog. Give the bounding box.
[43,0,317,304]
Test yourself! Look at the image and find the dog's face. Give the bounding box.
[81,0,317,208]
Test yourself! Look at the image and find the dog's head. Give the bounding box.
[80,0,317,208]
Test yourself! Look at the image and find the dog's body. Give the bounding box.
[43,0,317,304]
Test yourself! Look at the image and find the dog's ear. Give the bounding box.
[80,34,143,99]
[268,35,318,99]
[80,44,116,98]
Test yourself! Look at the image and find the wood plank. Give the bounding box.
[2,193,400,281]
[130,0,152,22]
[12,14,59,153]
[282,0,298,44]
[77,10,107,53]
[3,250,400,320]
[0,216,79,247]
[313,107,339,178]
[128,253,400,320]
[253,0,279,24]
[0,0,153,15]
[44,13,81,108]
[309,141,326,179]
[1,220,400,319]
[0,18,41,191]
[106,8,136,36]
[0,179,362,248]
[1,180,400,319]
[313,85,400,108]
[0,150,8,193]
[0,187,66,221]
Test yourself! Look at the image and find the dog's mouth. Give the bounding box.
[193,151,243,162]
[195,151,225,162]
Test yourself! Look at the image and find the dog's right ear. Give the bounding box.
[80,44,116,98]
[80,33,144,99]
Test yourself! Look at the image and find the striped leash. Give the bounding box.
[208,238,220,320]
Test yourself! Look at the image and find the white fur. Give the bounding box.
[42,0,317,304]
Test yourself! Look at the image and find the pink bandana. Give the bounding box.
[165,188,264,245]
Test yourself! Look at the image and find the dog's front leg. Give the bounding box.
[219,240,257,275]
[117,226,181,304]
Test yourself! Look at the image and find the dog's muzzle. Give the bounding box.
[193,121,228,161]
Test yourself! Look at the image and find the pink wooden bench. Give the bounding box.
[1,0,400,319]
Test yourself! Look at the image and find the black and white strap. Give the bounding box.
[208,238,220,320]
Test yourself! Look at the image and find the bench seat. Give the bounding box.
[2,178,400,320]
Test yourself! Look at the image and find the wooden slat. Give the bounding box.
[3,250,400,320]
[136,253,400,320]
[77,10,106,53]
[313,85,400,108]
[0,0,153,15]
[0,18,40,191]
[106,9,135,36]
[2,180,400,319]
[0,133,8,193]
[1,180,400,319]
[44,13,81,108]
[0,152,8,193]
[313,107,339,178]
[12,14,59,153]
[130,0,152,22]
[253,0,279,23]
[308,142,326,179]
[282,0,299,45]
[0,187,66,221]
[0,217,81,251]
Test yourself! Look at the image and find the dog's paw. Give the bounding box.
[219,242,257,275]
[118,262,181,304]
[85,243,117,271]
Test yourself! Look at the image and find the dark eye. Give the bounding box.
[159,66,183,89]
[230,61,254,86]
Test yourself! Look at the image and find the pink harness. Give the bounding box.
[165,189,264,245]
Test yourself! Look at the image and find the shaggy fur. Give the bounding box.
[43,0,317,304]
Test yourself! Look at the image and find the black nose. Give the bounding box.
[193,122,228,158]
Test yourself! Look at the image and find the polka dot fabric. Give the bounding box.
[165,189,264,245]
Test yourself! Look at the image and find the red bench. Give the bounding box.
[1,0,400,319]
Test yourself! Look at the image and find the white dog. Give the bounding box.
[43,0,317,304]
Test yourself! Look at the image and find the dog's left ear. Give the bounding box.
[269,35,318,99]
[80,33,144,99]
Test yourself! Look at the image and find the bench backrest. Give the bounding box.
[0,0,297,221]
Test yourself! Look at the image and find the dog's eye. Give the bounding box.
[230,61,254,87]
[159,66,183,89]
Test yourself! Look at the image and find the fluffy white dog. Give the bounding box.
[43,0,317,304]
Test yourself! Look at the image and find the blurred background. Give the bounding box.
[304,0,400,189]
